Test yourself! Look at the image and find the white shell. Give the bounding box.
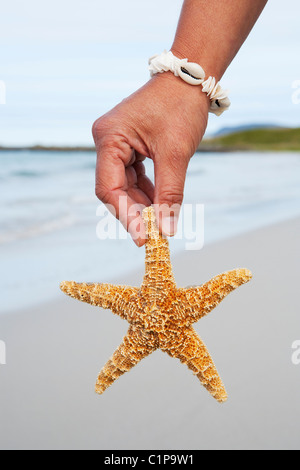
[148,54,159,65]
[210,97,231,116]
[177,62,205,86]
[148,51,230,116]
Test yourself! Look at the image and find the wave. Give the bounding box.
[0,214,76,245]
[0,169,48,181]
[9,169,46,178]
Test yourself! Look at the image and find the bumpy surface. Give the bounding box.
[60,207,252,402]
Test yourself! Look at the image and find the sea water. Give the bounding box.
[1,150,300,313]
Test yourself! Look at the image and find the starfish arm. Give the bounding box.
[60,281,138,320]
[161,327,227,403]
[141,206,176,293]
[95,326,158,394]
[178,268,252,323]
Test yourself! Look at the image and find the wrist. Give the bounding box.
[150,69,210,115]
[170,44,224,83]
[149,50,230,116]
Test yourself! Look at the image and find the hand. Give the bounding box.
[92,71,209,246]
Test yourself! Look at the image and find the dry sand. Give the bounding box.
[0,217,300,450]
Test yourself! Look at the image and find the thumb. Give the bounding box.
[153,152,189,237]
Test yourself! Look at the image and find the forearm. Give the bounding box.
[171,0,268,80]
[93,0,268,243]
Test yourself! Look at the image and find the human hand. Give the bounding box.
[92,71,209,247]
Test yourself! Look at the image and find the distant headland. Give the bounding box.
[198,125,300,152]
[1,125,299,153]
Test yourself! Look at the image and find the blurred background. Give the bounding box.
[1,0,300,451]
[0,0,300,313]
[0,0,299,146]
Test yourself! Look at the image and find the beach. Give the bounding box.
[1,0,300,451]
[1,215,300,450]
[1,150,300,313]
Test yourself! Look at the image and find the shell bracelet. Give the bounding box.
[148,50,230,116]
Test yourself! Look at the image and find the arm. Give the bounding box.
[171,0,268,80]
[93,0,268,246]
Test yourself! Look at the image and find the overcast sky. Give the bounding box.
[0,0,299,146]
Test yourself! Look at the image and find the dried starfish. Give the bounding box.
[60,206,252,402]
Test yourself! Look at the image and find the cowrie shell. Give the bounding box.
[148,54,159,65]
[148,51,231,115]
[210,96,231,116]
[177,62,205,86]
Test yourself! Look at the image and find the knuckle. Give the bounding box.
[92,116,109,142]
[95,182,109,203]
[158,188,184,206]
[92,119,101,140]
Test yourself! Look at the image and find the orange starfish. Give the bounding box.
[60,206,252,402]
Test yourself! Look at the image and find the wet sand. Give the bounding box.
[0,217,300,450]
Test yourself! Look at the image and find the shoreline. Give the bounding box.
[1,146,299,154]
[2,148,300,314]
[1,213,300,317]
[1,126,300,153]
[1,216,300,449]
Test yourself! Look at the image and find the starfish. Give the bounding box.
[60,206,252,402]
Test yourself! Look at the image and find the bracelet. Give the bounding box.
[148,50,230,116]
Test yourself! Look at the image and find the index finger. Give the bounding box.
[95,140,148,246]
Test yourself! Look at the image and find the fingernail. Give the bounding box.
[161,216,178,237]
[133,236,146,248]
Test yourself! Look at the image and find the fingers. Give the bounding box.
[95,137,153,246]
[94,131,190,243]
[153,151,189,237]
[133,161,155,203]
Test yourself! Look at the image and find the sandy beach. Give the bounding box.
[0,216,300,450]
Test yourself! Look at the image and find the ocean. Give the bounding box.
[1,150,300,313]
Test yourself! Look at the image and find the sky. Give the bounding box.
[0,0,299,146]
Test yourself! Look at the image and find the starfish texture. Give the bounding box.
[60,206,252,402]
